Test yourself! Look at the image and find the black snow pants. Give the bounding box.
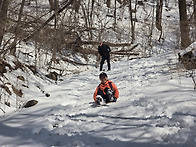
[97,87,113,103]
[100,56,111,71]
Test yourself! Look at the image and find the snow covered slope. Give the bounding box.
[1,45,196,147]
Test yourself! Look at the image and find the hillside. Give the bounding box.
[0,0,196,146]
[1,41,196,146]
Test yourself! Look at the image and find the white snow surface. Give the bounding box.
[1,46,196,147]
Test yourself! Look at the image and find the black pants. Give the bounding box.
[100,56,111,71]
[97,88,113,103]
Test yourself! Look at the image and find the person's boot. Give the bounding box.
[96,95,105,105]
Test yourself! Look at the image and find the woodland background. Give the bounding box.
[0,0,196,112]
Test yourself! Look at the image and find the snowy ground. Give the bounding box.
[1,45,196,147]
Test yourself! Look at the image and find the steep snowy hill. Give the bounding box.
[1,43,196,147]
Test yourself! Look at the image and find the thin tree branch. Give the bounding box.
[23,0,74,42]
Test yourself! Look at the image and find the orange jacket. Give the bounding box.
[93,80,119,102]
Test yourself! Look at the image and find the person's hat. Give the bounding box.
[99,72,107,79]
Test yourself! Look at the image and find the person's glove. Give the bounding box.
[113,97,117,102]
[107,89,113,96]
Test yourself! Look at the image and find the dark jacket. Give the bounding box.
[98,44,111,57]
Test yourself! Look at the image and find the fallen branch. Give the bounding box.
[61,57,88,66]
[111,52,139,56]
[0,107,5,114]
[81,41,133,47]
[112,44,139,52]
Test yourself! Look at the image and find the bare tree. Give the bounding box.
[80,0,95,40]
[0,1,3,8]
[89,0,95,39]
[9,0,25,56]
[0,0,10,47]
[106,0,111,8]
[114,0,117,27]
[129,0,135,42]
[156,0,163,41]
[23,0,74,42]
[49,0,54,10]
[73,0,81,13]
[90,0,94,20]
[194,0,196,27]
[156,0,163,31]
[178,0,191,49]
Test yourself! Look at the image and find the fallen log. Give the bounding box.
[81,41,133,47]
[111,52,139,56]
[61,57,88,66]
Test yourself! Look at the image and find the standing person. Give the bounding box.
[93,72,119,104]
[98,42,111,71]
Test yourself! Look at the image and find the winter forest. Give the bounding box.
[0,0,196,146]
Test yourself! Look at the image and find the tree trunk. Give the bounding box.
[114,0,117,27]
[89,0,95,39]
[0,0,3,9]
[90,0,94,20]
[73,0,80,13]
[0,0,10,47]
[129,0,135,42]
[178,0,191,49]
[49,0,54,10]
[9,0,25,56]
[194,0,196,27]
[50,0,59,65]
[156,0,163,31]
[106,0,110,8]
